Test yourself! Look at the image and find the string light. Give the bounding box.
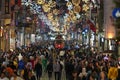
[20,0,94,32]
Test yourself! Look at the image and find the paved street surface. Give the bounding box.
[38,70,66,80]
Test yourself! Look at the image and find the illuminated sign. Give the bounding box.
[112,8,120,18]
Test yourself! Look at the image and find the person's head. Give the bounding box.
[82,68,86,73]
[100,71,106,79]
[0,72,6,78]
[28,70,33,77]
[26,63,31,69]
[89,74,96,80]
[110,61,115,67]
[12,71,17,77]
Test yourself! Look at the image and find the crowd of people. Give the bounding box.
[0,42,120,80]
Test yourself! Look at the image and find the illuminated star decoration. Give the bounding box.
[65,0,69,2]
[76,13,81,19]
[68,4,73,10]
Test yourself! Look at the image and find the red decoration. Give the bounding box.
[18,0,21,7]
[87,20,96,32]
[55,43,64,49]
[54,35,64,49]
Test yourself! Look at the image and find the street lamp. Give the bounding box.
[0,26,3,37]
[107,32,115,51]
[0,26,3,50]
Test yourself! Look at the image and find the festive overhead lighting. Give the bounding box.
[48,1,56,8]
[37,0,45,5]
[53,9,59,15]
[72,0,80,6]
[65,0,69,2]
[47,13,53,21]
[76,13,81,19]
[83,4,89,11]
[66,1,72,6]
[64,13,69,19]
[82,0,89,3]
[21,0,32,6]
[73,5,81,13]
[20,0,94,33]
[67,4,73,11]
[72,15,77,21]
[42,3,51,12]
[69,10,74,16]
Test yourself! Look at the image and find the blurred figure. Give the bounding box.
[23,63,32,80]
[28,70,36,80]
[108,62,118,80]
[98,68,108,80]
[34,60,42,80]
[89,73,96,80]
[42,56,47,73]
[65,59,74,80]
[0,72,9,80]
[117,62,120,80]
[79,68,87,80]
[18,59,25,76]
[47,61,53,80]
[10,71,23,80]
[53,60,63,80]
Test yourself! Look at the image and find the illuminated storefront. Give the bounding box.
[104,0,116,51]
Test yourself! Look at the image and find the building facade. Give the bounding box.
[104,0,116,51]
[0,0,16,51]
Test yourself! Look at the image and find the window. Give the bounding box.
[5,0,9,14]
[0,0,2,11]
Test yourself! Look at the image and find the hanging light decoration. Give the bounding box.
[72,0,80,6]
[42,3,51,12]
[48,1,56,8]
[47,12,53,21]
[69,10,74,16]
[72,15,77,21]
[82,0,89,3]
[37,0,45,5]
[53,9,59,15]
[66,16,71,23]
[83,4,89,11]
[76,13,81,19]
[73,5,81,13]
[20,0,94,33]
[65,0,69,2]
[66,2,73,10]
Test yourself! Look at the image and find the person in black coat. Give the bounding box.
[23,62,33,80]
[117,62,120,80]
[46,61,53,80]
[28,70,36,80]
[34,61,42,80]
[65,59,74,80]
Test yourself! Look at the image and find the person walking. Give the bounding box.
[23,63,32,80]
[65,59,74,80]
[0,72,9,80]
[46,61,53,80]
[53,60,63,80]
[28,70,36,80]
[108,63,118,80]
[34,60,42,80]
[117,62,120,80]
